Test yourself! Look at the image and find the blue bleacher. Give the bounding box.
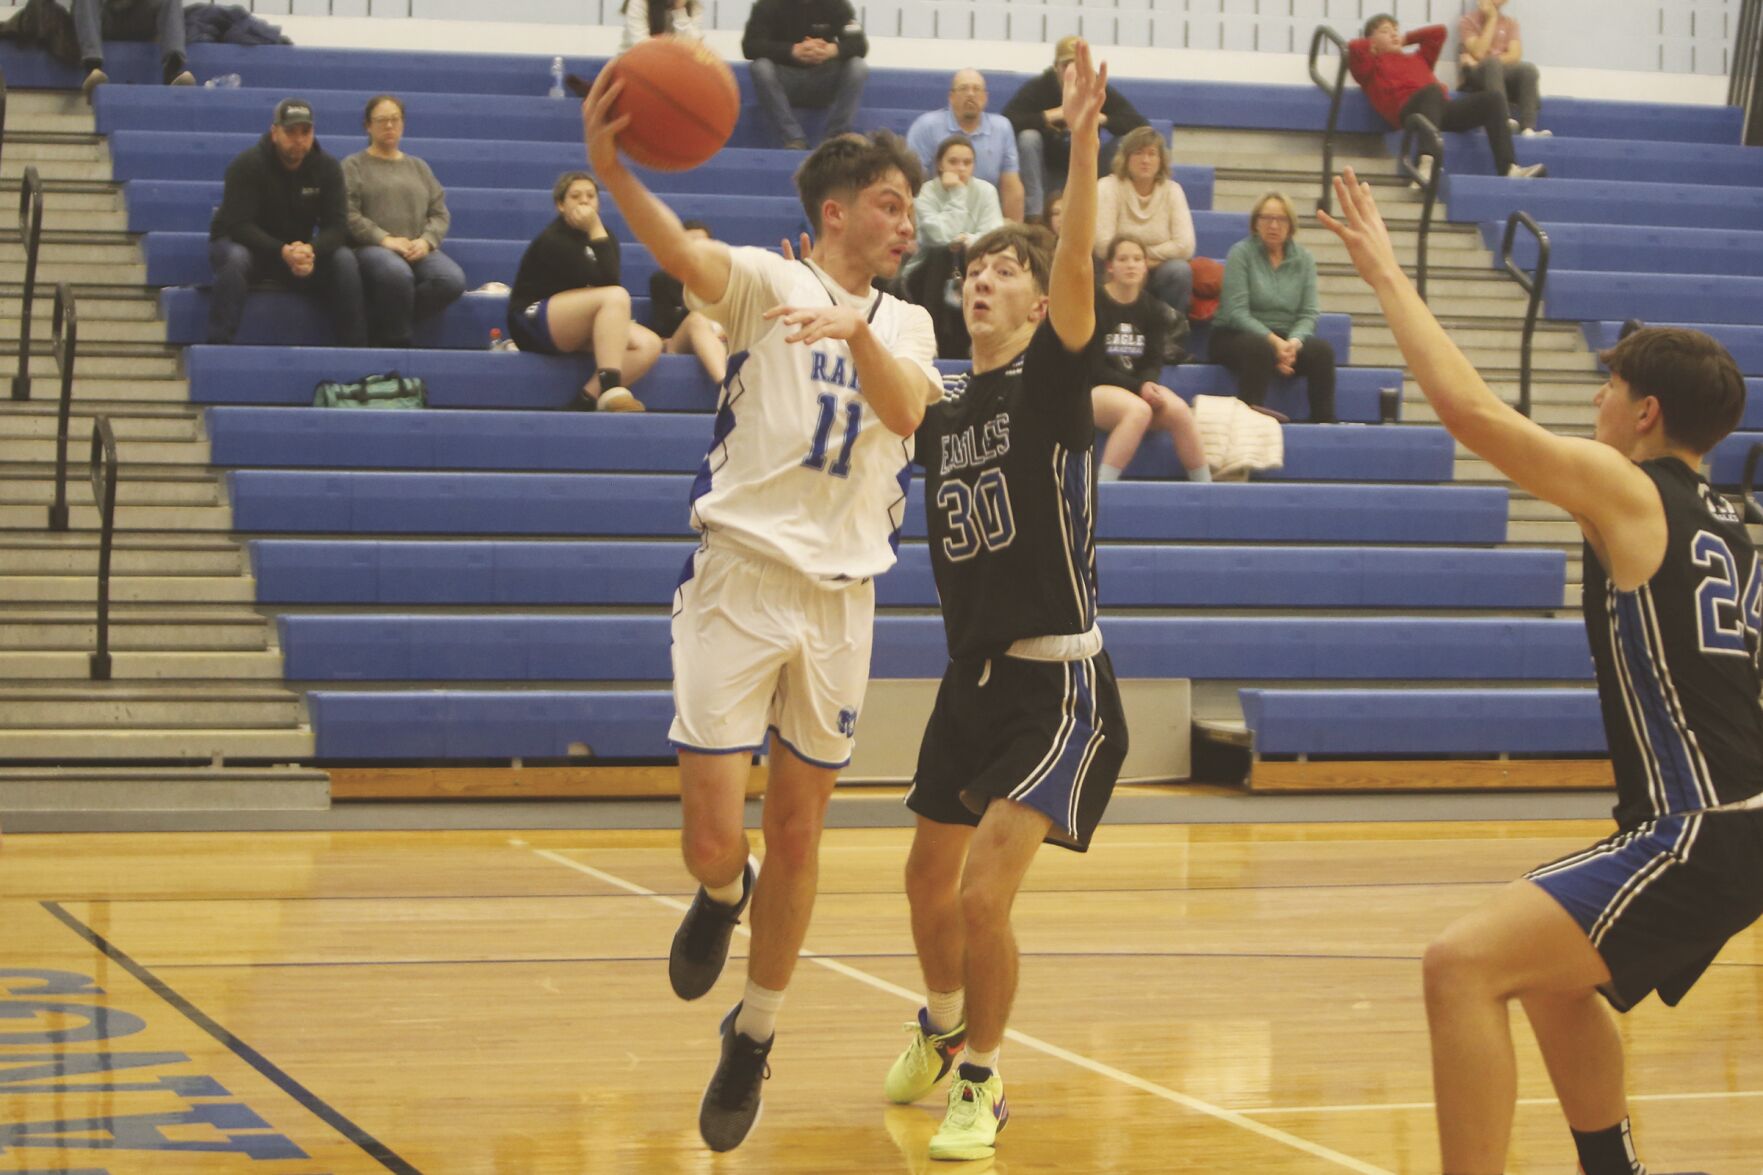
[1487,224,1763,280]
[205,406,1451,482]
[227,471,1511,543]
[1445,175,1763,232]
[277,613,1589,682]
[1239,688,1605,756]
[251,539,1563,609]
[1397,132,1763,188]
[1544,272,1763,328]
[1706,433,1763,488]
[305,689,678,760]
[1582,322,1763,379]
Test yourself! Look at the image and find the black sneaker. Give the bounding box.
[699,1002,772,1152]
[669,858,754,1000]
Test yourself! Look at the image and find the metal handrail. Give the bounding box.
[1741,442,1763,526]
[1731,0,1762,145]
[49,284,77,531]
[1308,25,1349,214]
[1,66,9,180]
[1498,211,1550,419]
[89,415,118,681]
[1397,113,1444,302]
[11,165,44,401]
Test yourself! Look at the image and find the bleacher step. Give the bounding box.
[0,610,271,650]
[0,352,179,379]
[10,377,194,404]
[0,412,200,441]
[0,316,165,345]
[0,475,220,507]
[0,765,328,816]
[0,503,231,530]
[0,184,122,214]
[0,730,317,766]
[1508,519,1584,544]
[0,650,285,681]
[0,259,147,285]
[0,159,116,183]
[0,438,209,464]
[0,685,304,728]
[1351,343,1599,373]
[0,139,108,165]
[0,537,244,576]
[0,574,256,604]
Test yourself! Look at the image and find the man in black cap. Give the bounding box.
[207,97,367,346]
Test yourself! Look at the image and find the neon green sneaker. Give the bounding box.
[884,1008,967,1104]
[928,1065,1007,1161]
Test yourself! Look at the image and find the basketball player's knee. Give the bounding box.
[1421,932,1495,1005]
[760,809,823,872]
[681,824,745,877]
[905,855,960,907]
[958,874,1015,932]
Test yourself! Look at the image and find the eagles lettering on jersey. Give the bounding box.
[1103,322,1146,362]
[1584,457,1763,829]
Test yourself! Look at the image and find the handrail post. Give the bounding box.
[89,416,118,682]
[11,166,44,401]
[1307,26,1348,214]
[1398,113,1444,303]
[0,66,9,181]
[1741,441,1763,525]
[49,283,78,531]
[1498,211,1551,419]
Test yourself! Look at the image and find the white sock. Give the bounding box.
[927,988,965,1035]
[1185,463,1212,483]
[734,980,784,1041]
[1099,465,1123,483]
[704,859,749,907]
[965,1044,1000,1075]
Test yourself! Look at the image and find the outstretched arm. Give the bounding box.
[1317,169,1658,542]
[582,69,732,305]
[1048,40,1106,352]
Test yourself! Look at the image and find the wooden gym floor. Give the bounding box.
[0,819,1757,1173]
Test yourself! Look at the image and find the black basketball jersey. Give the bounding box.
[916,322,1100,660]
[1583,457,1763,829]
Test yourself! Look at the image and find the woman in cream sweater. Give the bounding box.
[1093,125,1195,316]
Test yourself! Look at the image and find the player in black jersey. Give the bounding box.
[878,40,1129,1164]
[1322,171,1761,1175]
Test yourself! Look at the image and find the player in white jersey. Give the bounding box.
[584,75,941,1152]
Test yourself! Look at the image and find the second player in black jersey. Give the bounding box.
[1323,169,1763,1175]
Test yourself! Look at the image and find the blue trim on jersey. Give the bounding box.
[1614,591,1702,815]
[888,438,913,555]
[1529,812,1692,946]
[1008,659,1103,834]
[1058,445,1098,624]
[767,725,852,770]
[689,350,750,512]
[670,739,765,757]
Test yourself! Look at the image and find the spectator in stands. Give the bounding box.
[208,98,366,348]
[741,0,869,150]
[509,171,662,411]
[1458,0,1547,137]
[1092,236,1209,483]
[1349,14,1545,180]
[1210,191,1336,423]
[620,0,702,48]
[1094,126,1195,317]
[650,219,730,385]
[905,69,1025,221]
[905,133,1003,357]
[342,96,466,348]
[61,0,192,99]
[1003,35,1148,221]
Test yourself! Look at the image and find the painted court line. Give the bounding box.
[1244,1087,1763,1116]
[529,845,1394,1175]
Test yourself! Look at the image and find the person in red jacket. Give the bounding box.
[1347,14,1545,181]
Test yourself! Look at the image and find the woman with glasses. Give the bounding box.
[342,95,467,347]
[1209,191,1336,423]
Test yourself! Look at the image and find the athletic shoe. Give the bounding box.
[81,68,108,101]
[669,858,754,1000]
[1506,162,1548,180]
[1520,127,1552,137]
[699,1002,772,1152]
[928,1064,1007,1161]
[596,387,645,412]
[885,1008,968,1104]
[169,71,195,86]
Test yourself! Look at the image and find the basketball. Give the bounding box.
[606,37,740,172]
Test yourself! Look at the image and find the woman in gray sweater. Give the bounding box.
[342,95,467,346]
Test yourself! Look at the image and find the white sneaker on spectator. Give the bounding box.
[81,68,108,100]
[1519,127,1551,137]
[597,387,645,413]
[1409,155,1437,191]
[1505,162,1548,180]
[1507,117,1520,132]
[170,71,195,86]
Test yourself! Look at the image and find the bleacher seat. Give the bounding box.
[251,539,1565,610]
[227,471,1512,543]
[1445,175,1763,233]
[1545,272,1763,328]
[1400,132,1763,188]
[1582,322,1763,379]
[1706,433,1763,488]
[1239,688,1605,756]
[1489,224,1763,280]
[305,689,677,760]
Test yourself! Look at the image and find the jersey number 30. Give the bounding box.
[1691,529,1763,657]
[937,469,1016,561]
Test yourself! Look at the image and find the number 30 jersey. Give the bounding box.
[685,248,940,582]
[1584,456,1763,828]
[917,322,1102,660]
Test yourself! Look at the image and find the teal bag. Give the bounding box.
[311,371,428,409]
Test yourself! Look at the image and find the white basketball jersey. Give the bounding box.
[684,247,940,581]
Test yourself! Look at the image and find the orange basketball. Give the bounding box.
[606,37,740,172]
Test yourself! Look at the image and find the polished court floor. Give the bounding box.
[0,819,1757,1173]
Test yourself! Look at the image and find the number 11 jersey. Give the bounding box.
[918,322,1102,660]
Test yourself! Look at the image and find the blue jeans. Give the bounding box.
[1150,259,1193,317]
[355,245,466,346]
[208,239,367,347]
[59,0,185,68]
[748,56,868,146]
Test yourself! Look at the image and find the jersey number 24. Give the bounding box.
[1691,529,1763,658]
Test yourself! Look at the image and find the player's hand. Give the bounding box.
[1316,168,1404,289]
[763,303,867,346]
[778,232,813,261]
[1059,40,1108,143]
[581,69,632,179]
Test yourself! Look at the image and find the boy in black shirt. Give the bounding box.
[648,219,730,386]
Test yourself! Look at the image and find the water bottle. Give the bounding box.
[203,73,242,89]
[548,56,566,99]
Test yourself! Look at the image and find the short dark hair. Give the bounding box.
[552,170,597,206]
[1598,327,1745,454]
[794,131,924,234]
[363,94,404,128]
[1363,14,1396,37]
[965,224,1056,294]
[933,133,975,168]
